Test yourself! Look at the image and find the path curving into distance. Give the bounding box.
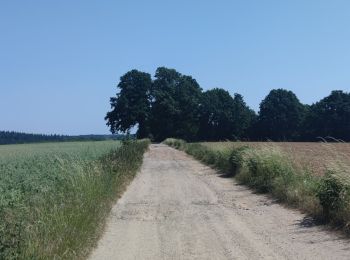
[89,144,349,260]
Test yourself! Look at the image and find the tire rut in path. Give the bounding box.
[89,144,349,260]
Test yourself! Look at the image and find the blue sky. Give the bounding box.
[1,0,349,135]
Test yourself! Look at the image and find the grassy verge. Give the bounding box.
[164,138,350,232]
[0,139,150,259]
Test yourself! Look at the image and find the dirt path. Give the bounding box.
[89,144,349,260]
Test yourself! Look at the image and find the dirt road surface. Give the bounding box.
[89,144,349,260]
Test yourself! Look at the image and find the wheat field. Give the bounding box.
[200,142,350,178]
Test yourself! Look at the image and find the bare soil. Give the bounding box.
[89,144,350,260]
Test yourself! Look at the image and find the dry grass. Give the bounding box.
[200,142,350,179]
[165,138,350,230]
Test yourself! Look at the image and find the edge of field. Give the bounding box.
[0,139,150,259]
[83,139,151,260]
[164,138,350,235]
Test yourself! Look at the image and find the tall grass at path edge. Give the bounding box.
[164,138,350,233]
[0,139,150,259]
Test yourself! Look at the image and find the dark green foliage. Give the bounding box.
[257,89,307,141]
[317,172,347,220]
[105,70,153,138]
[151,68,202,141]
[304,90,350,141]
[106,68,255,142]
[198,88,235,140]
[232,94,257,139]
[172,75,202,140]
[105,67,205,142]
[198,89,254,141]
[106,68,350,142]
[0,131,124,145]
[150,67,182,141]
[254,89,350,141]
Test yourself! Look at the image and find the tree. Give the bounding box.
[198,88,235,140]
[172,75,202,140]
[105,70,152,138]
[105,68,350,142]
[304,90,350,141]
[198,89,255,141]
[150,67,202,141]
[257,89,306,140]
[150,67,182,141]
[232,94,257,139]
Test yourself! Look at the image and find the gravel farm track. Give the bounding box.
[89,144,350,260]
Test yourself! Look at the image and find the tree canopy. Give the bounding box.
[304,90,350,141]
[0,131,122,145]
[105,70,152,138]
[150,67,203,141]
[106,68,350,142]
[232,94,257,140]
[197,89,253,140]
[257,89,306,140]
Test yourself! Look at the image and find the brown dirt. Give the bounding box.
[89,144,350,260]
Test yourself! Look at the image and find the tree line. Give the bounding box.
[105,67,350,142]
[0,131,125,145]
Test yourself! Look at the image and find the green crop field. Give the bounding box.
[0,140,149,259]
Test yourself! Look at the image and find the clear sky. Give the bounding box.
[1,0,349,135]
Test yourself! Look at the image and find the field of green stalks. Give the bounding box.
[0,140,149,259]
[165,139,350,233]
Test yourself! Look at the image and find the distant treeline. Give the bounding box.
[105,67,350,142]
[0,131,127,145]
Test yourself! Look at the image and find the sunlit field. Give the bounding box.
[0,140,149,259]
[200,142,350,178]
[0,140,119,160]
[165,138,350,230]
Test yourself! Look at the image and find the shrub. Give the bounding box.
[164,138,186,150]
[317,171,349,222]
[229,146,250,176]
[213,151,231,173]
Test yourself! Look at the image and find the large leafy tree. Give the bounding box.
[105,69,152,138]
[304,90,350,141]
[172,75,202,140]
[150,67,202,141]
[150,67,182,141]
[232,93,257,139]
[257,89,306,140]
[107,69,350,142]
[198,89,254,140]
[198,88,235,140]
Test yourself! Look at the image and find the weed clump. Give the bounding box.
[229,146,250,176]
[316,172,350,225]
